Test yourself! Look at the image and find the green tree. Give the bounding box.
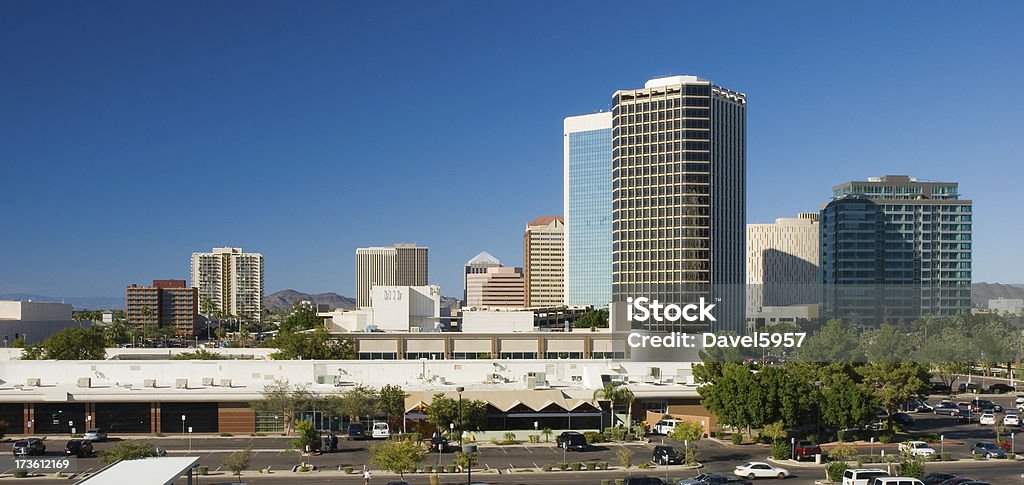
[858,362,930,413]
[265,329,355,360]
[573,309,609,329]
[291,419,320,462]
[280,301,322,333]
[593,382,635,429]
[331,385,380,420]
[99,441,158,465]
[370,439,427,478]
[249,380,313,435]
[793,319,861,363]
[20,327,106,360]
[101,318,132,346]
[541,427,553,443]
[378,384,406,427]
[669,420,704,442]
[818,374,877,430]
[425,393,488,434]
[171,348,225,360]
[453,450,478,471]
[222,447,253,482]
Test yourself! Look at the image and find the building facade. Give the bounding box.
[564,112,613,309]
[0,301,80,344]
[463,252,502,305]
[465,266,525,308]
[126,280,198,336]
[611,76,746,332]
[524,216,565,308]
[355,244,429,307]
[821,176,973,323]
[190,247,264,322]
[746,213,820,313]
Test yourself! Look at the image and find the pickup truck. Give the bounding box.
[794,440,822,461]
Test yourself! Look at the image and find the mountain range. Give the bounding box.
[970,282,1024,307]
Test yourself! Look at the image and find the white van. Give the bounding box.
[653,419,682,435]
[869,478,924,485]
[371,421,390,439]
[842,469,889,485]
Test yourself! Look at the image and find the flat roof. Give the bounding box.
[77,456,199,485]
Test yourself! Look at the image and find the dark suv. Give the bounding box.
[556,431,587,450]
[652,445,682,465]
[625,477,668,485]
[346,422,366,440]
[64,439,93,458]
[13,439,46,456]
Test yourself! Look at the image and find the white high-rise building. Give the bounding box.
[355,244,428,307]
[190,247,264,322]
[746,214,820,313]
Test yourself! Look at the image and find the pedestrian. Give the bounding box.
[363,467,371,485]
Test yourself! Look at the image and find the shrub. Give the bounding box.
[220,432,233,437]
[197,465,209,475]
[836,429,846,442]
[637,462,653,469]
[602,480,611,485]
[607,428,628,442]
[429,474,439,485]
[940,452,952,461]
[344,466,353,474]
[900,459,925,479]
[542,464,552,472]
[805,433,817,444]
[825,462,847,482]
[771,440,791,460]
[529,435,540,443]
[571,462,582,471]
[684,445,699,466]
[586,462,597,471]
[615,480,625,485]
[731,433,743,445]
[616,448,633,469]
[558,462,569,471]
[13,469,28,478]
[829,443,858,461]
[761,421,787,442]
[584,431,605,444]
[504,431,517,442]
[599,462,608,470]
[878,432,894,444]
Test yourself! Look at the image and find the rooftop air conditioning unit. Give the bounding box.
[77,378,91,388]
[144,379,156,388]
[175,379,188,389]
[220,379,232,388]
[26,378,40,387]
[202,377,214,386]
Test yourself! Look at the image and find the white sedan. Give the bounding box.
[1004,414,1020,426]
[734,462,790,480]
[979,412,996,425]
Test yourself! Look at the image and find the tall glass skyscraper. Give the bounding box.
[821,175,972,323]
[564,112,612,309]
[611,76,746,333]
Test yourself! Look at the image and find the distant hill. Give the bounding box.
[263,290,357,312]
[0,293,124,311]
[972,283,1024,307]
[264,289,463,313]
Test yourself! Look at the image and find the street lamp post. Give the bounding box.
[455,386,465,446]
[814,380,823,439]
[181,414,186,434]
[462,443,477,485]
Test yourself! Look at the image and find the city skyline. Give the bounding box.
[3,2,1022,299]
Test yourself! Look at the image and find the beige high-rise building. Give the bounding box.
[746,213,819,312]
[524,216,565,307]
[466,266,525,308]
[355,244,428,307]
[190,247,264,322]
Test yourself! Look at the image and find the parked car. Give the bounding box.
[906,401,933,413]
[652,445,682,465]
[733,462,789,480]
[898,441,935,458]
[936,478,976,485]
[794,440,822,461]
[842,468,889,485]
[978,412,996,425]
[987,383,1015,394]
[12,439,46,456]
[891,412,915,426]
[557,431,587,450]
[1003,413,1020,426]
[371,421,390,439]
[677,473,751,485]
[958,383,979,393]
[84,428,108,442]
[346,422,366,440]
[929,382,951,394]
[869,478,924,485]
[969,441,1006,458]
[933,402,960,416]
[1015,394,1024,406]
[954,409,971,424]
[970,399,1002,413]
[653,418,683,435]
[921,473,957,485]
[64,439,93,457]
[429,436,450,453]
[625,477,668,485]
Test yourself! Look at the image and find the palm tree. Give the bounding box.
[594,382,634,431]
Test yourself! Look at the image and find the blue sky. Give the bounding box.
[2,1,1022,299]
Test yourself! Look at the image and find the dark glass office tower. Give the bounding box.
[611,76,746,333]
